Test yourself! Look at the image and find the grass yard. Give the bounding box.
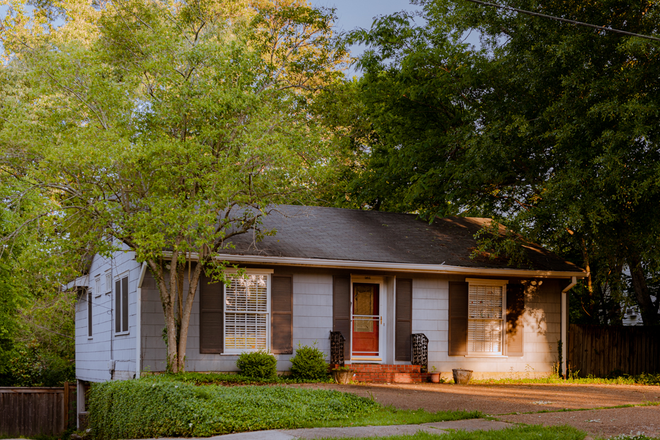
[88,378,482,440]
[470,372,660,386]
[304,407,482,429]
[314,425,588,440]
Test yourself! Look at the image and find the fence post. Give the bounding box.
[62,382,69,433]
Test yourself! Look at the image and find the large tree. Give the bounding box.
[327,0,660,324]
[0,0,346,372]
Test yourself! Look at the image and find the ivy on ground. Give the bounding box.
[89,378,379,440]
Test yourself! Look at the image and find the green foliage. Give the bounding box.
[289,343,329,381]
[149,371,331,385]
[88,378,379,439]
[471,221,532,269]
[315,425,586,440]
[236,351,277,380]
[0,0,347,373]
[325,0,660,325]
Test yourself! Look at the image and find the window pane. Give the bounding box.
[468,319,502,353]
[225,275,268,313]
[225,313,267,350]
[469,286,502,319]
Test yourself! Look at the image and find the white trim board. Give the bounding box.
[209,254,587,279]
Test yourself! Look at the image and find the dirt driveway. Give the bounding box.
[294,383,660,438]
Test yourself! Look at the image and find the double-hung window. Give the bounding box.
[224,273,270,353]
[466,279,507,355]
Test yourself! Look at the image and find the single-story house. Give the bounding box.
[72,205,585,404]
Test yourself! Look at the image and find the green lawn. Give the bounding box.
[315,425,587,440]
[305,407,482,429]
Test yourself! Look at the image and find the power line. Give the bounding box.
[462,0,660,43]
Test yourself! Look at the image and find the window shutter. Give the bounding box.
[122,277,129,332]
[333,275,351,360]
[449,281,468,356]
[200,275,223,354]
[271,275,293,354]
[395,278,413,361]
[115,280,121,334]
[506,283,525,356]
[88,290,93,337]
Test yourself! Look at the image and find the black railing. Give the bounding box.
[411,333,429,372]
[330,331,345,366]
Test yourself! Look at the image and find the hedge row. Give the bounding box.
[89,378,379,439]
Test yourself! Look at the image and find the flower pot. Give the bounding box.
[429,372,441,383]
[332,369,354,384]
[452,368,473,385]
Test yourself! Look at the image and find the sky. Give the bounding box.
[309,0,422,77]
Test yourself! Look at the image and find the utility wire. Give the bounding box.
[462,0,660,42]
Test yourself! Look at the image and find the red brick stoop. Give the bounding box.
[348,364,425,383]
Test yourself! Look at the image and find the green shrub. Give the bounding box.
[88,378,379,439]
[236,350,277,379]
[289,342,328,380]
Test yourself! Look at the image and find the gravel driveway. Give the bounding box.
[293,383,660,438]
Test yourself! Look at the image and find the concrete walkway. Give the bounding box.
[147,419,512,440]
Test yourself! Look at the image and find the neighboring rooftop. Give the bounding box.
[224,205,584,273]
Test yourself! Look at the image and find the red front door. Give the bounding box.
[352,283,379,357]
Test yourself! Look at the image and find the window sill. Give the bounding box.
[464,355,508,358]
[114,332,130,337]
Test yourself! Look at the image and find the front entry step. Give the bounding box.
[350,364,424,383]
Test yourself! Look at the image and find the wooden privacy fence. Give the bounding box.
[568,324,660,377]
[0,383,76,437]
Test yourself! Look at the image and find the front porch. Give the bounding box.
[331,331,429,383]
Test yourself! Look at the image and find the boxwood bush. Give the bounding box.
[88,378,379,439]
[236,350,277,379]
[289,343,328,380]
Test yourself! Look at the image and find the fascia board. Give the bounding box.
[161,251,587,279]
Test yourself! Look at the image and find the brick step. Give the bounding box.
[340,364,428,384]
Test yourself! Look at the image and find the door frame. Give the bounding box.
[350,275,386,363]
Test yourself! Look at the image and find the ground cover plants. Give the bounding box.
[145,371,332,385]
[89,378,380,439]
[88,377,485,439]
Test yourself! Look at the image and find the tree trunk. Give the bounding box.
[176,260,204,372]
[628,256,659,326]
[147,257,180,372]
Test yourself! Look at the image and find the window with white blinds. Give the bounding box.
[468,284,504,354]
[224,274,270,352]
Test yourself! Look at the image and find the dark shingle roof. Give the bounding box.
[223,205,583,273]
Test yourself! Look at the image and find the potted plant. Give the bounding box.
[429,366,441,383]
[331,366,354,384]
